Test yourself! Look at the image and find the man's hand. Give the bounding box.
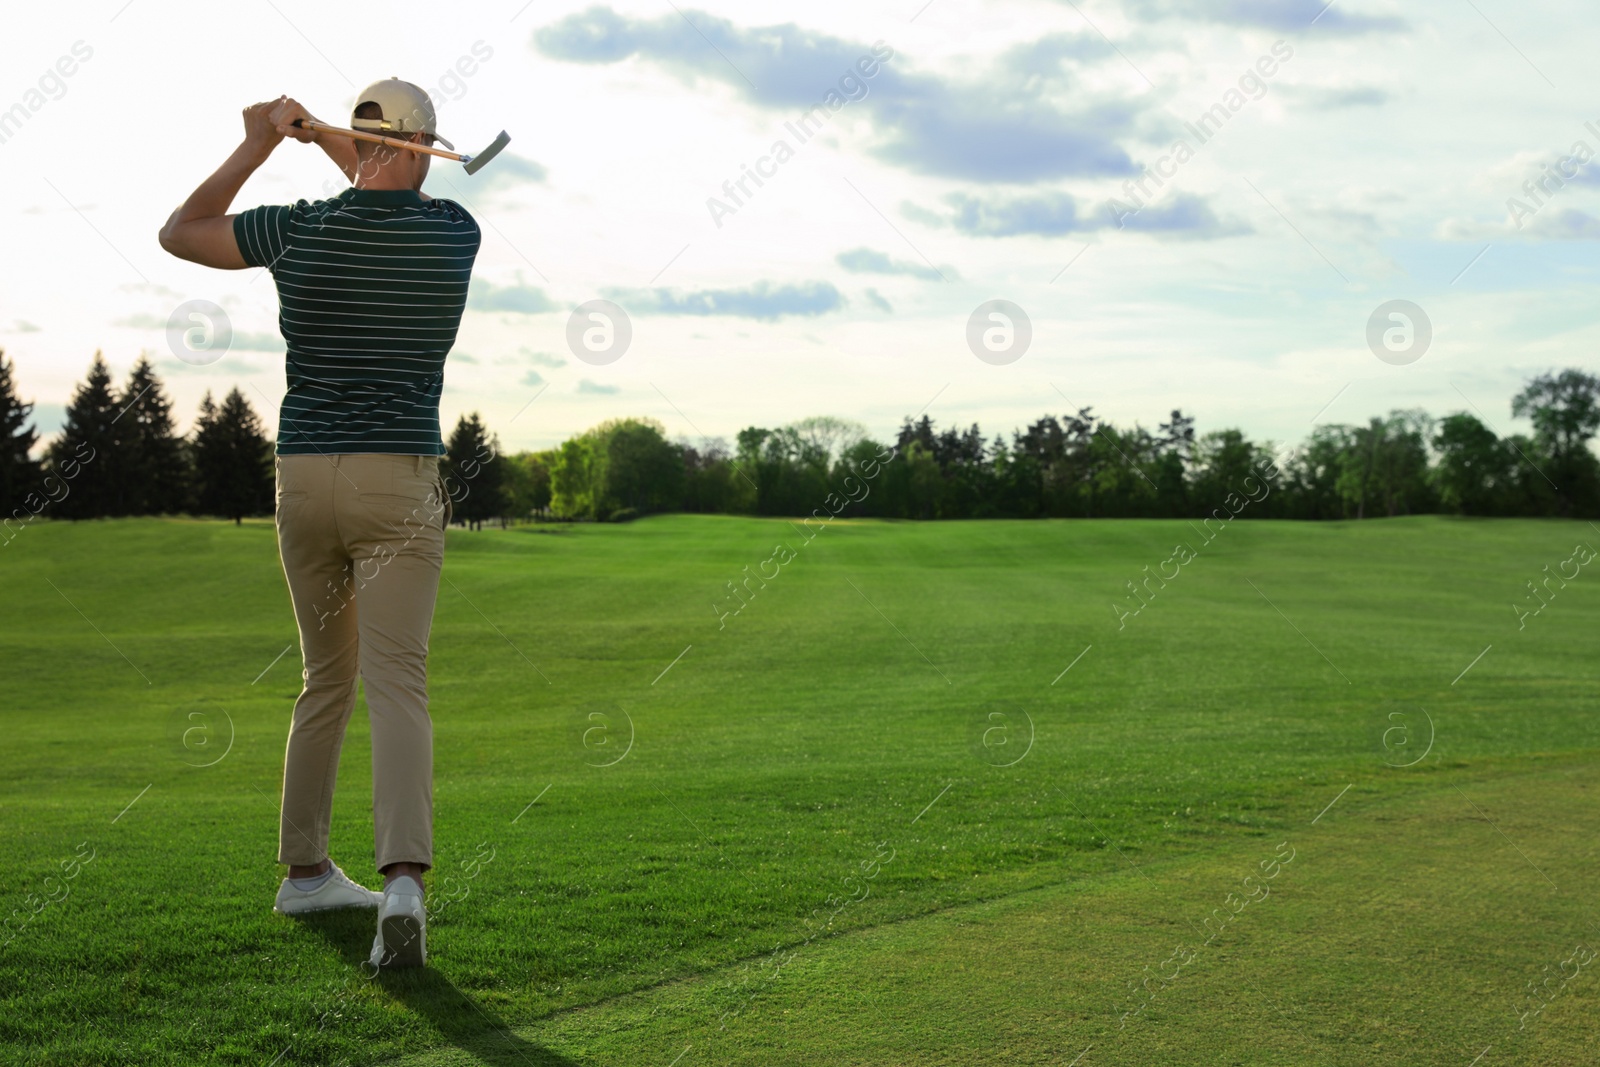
[268,96,320,144]
[241,98,290,157]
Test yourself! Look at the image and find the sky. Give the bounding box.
[3,0,1598,455]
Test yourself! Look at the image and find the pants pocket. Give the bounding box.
[275,490,307,522]
[436,477,453,529]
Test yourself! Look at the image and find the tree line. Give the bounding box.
[3,352,1597,529]
[455,370,1600,523]
[2,351,275,528]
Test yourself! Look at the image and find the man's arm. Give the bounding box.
[158,96,354,269]
[304,107,359,182]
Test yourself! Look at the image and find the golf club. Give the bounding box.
[290,118,511,175]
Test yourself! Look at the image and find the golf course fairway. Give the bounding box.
[3,514,1596,1065]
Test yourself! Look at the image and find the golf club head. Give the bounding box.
[463,131,511,175]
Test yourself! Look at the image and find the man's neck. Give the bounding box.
[353,176,430,201]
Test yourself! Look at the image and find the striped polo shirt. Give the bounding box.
[233,188,480,455]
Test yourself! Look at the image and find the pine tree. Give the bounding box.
[48,353,124,519]
[118,356,188,515]
[443,413,506,530]
[193,388,272,524]
[0,351,41,519]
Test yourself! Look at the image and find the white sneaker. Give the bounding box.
[274,863,383,915]
[369,875,426,968]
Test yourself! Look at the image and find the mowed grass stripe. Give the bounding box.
[428,761,1600,1066]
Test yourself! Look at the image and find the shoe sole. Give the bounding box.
[275,898,383,916]
[380,914,426,968]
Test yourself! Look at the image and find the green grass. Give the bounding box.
[2,514,1597,1065]
[419,761,1600,1066]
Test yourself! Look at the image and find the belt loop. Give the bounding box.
[331,454,341,468]
[415,455,423,473]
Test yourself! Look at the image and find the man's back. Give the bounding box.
[233,189,480,456]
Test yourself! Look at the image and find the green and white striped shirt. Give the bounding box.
[233,188,480,456]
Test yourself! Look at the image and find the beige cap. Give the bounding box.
[350,77,455,151]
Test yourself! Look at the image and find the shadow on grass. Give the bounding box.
[300,909,581,1067]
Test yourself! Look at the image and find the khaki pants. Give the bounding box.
[274,453,449,871]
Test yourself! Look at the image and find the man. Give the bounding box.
[159,80,482,968]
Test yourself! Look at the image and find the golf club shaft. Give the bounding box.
[291,119,468,163]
